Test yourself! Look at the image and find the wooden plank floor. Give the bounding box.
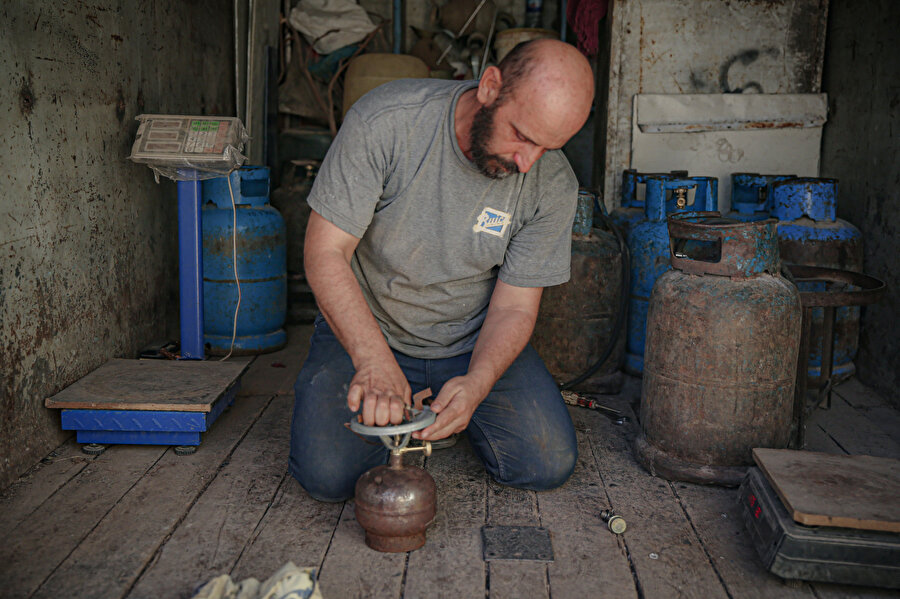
[2,326,898,598]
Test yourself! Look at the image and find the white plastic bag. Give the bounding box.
[289,0,377,55]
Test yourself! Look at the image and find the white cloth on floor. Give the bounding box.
[191,562,322,599]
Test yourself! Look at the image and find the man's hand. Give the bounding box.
[304,212,412,427]
[413,374,489,441]
[348,357,411,426]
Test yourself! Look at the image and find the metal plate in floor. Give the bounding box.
[481,525,554,562]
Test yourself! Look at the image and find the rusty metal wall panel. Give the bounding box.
[0,0,235,489]
[600,0,828,210]
[820,0,900,405]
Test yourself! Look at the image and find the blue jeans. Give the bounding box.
[289,315,577,502]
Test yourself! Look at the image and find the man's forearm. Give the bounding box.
[306,252,392,364]
[466,286,542,401]
[304,211,410,422]
[303,216,393,368]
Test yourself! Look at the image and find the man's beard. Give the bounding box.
[469,102,519,180]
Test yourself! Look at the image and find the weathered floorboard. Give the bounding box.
[485,480,548,599]
[316,501,406,599]
[29,394,273,599]
[230,477,342,581]
[810,583,900,599]
[834,378,900,443]
[808,393,900,459]
[542,408,637,599]
[674,483,814,598]
[2,370,897,599]
[1,444,166,599]
[804,421,846,454]
[583,397,730,599]
[0,438,95,535]
[404,436,488,599]
[126,395,292,599]
[238,324,313,397]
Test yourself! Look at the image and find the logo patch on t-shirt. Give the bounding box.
[473,207,512,238]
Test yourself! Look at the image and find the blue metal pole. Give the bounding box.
[560,0,567,43]
[177,179,205,360]
[393,0,402,53]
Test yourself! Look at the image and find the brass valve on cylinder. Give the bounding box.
[674,187,689,209]
[349,406,438,553]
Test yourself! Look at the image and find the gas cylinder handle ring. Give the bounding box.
[348,407,437,440]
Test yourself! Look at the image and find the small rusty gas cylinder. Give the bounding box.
[355,447,436,552]
[634,213,801,486]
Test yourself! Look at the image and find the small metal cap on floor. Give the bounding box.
[600,509,627,534]
[174,445,198,456]
[81,443,107,456]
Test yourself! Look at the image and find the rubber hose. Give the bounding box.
[559,195,631,391]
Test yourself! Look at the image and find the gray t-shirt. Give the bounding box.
[307,78,578,358]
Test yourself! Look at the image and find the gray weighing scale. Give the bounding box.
[740,448,900,589]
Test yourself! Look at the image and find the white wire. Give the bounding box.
[220,170,242,361]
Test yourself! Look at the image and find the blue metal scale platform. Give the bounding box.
[45,358,249,448]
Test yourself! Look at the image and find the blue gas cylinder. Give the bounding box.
[770,177,863,383]
[202,166,287,355]
[606,169,688,237]
[625,175,718,375]
[727,173,795,222]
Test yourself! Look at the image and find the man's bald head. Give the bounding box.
[495,39,594,138]
[459,39,595,178]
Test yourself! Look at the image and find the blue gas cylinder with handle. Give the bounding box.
[625,175,718,375]
[202,166,287,355]
[728,173,795,222]
[606,169,688,237]
[770,177,863,383]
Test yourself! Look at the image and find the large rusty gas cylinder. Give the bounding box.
[634,213,801,486]
[770,178,864,384]
[355,444,436,552]
[532,189,625,393]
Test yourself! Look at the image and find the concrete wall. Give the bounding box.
[820,0,900,404]
[0,1,234,488]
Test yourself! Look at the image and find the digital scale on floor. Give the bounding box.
[44,116,251,454]
[740,448,900,589]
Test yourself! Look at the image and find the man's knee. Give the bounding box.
[289,460,357,502]
[497,444,578,491]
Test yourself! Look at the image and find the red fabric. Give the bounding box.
[567,0,608,56]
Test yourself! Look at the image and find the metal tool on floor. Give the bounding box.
[350,407,437,552]
[561,391,629,425]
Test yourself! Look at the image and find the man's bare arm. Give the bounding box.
[304,211,410,425]
[414,280,543,440]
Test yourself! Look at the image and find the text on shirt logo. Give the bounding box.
[472,207,512,238]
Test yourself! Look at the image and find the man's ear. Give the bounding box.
[476,66,503,106]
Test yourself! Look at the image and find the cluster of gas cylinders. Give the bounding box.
[198,166,873,486]
[531,171,871,485]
